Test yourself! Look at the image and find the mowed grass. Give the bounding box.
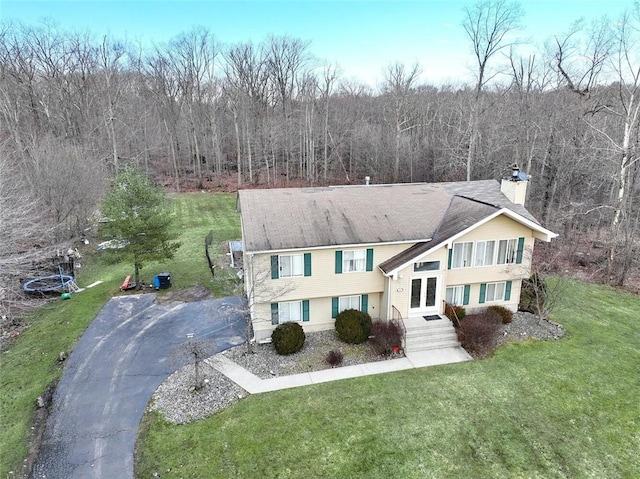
[135,280,640,479]
[0,192,240,477]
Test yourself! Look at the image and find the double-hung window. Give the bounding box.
[339,295,361,312]
[497,239,518,264]
[474,240,495,267]
[451,242,473,268]
[271,300,310,324]
[271,253,311,279]
[343,250,366,272]
[280,254,304,277]
[278,301,302,322]
[446,286,465,305]
[331,294,369,317]
[485,282,506,302]
[335,249,373,273]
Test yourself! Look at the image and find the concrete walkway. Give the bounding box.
[212,346,472,394]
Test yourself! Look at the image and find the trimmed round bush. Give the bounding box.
[335,309,372,344]
[271,322,305,355]
[488,305,513,324]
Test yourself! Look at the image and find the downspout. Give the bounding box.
[247,252,256,344]
[386,275,392,321]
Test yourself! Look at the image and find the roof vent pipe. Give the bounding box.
[365,176,371,185]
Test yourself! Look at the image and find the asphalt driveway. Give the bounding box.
[30,294,245,479]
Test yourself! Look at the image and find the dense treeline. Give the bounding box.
[1,1,639,316]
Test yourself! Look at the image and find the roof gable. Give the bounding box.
[379,207,558,275]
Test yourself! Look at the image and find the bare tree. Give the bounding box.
[604,6,640,285]
[382,62,422,182]
[0,148,57,321]
[97,35,128,173]
[170,339,216,391]
[241,254,296,354]
[319,63,340,181]
[462,0,524,180]
[553,11,640,285]
[223,41,271,186]
[265,35,314,181]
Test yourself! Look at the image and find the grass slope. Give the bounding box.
[136,280,640,479]
[0,192,240,477]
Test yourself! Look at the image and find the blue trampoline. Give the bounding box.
[23,268,75,294]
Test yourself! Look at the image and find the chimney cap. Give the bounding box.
[510,163,520,180]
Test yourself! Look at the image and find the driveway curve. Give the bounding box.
[30,293,245,479]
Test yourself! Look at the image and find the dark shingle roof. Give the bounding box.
[238,180,541,257]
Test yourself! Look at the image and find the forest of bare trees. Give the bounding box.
[1,1,639,318]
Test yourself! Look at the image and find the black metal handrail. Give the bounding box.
[391,305,407,350]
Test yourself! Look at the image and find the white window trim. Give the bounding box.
[278,300,302,323]
[414,260,441,272]
[279,253,304,277]
[343,249,366,273]
[451,242,473,269]
[446,285,465,306]
[451,238,520,269]
[338,295,362,313]
[485,282,506,302]
[474,240,495,267]
[496,239,518,265]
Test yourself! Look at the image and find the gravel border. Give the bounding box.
[150,313,566,424]
[148,361,247,425]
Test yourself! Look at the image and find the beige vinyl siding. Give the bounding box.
[250,213,539,335]
[252,294,381,342]
[251,243,412,302]
[446,216,534,285]
[462,281,522,313]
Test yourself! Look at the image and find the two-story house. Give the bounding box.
[238,175,557,350]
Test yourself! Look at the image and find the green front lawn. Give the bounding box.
[0,192,240,477]
[135,280,640,478]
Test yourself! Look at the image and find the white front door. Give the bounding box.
[409,275,441,315]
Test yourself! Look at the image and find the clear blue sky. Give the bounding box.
[0,0,630,87]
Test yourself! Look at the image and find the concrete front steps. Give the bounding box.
[402,316,461,353]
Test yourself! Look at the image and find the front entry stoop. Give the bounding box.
[402,315,461,353]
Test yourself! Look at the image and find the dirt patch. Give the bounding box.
[153,285,214,305]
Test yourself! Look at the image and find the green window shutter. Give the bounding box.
[463,285,471,305]
[271,255,279,279]
[361,294,368,313]
[447,248,453,269]
[302,300,310,322]
[516,237,525,264]
[505,281,512,301]
[366,248,374,271]
[331,297,339,318]
[304,253,311,276]
[335,251,343,274]
[479,283,487,304]
[271,303,279,325]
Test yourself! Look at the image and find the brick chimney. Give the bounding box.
[500,164,529,206]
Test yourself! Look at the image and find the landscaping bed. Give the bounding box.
[148,313,566,426]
